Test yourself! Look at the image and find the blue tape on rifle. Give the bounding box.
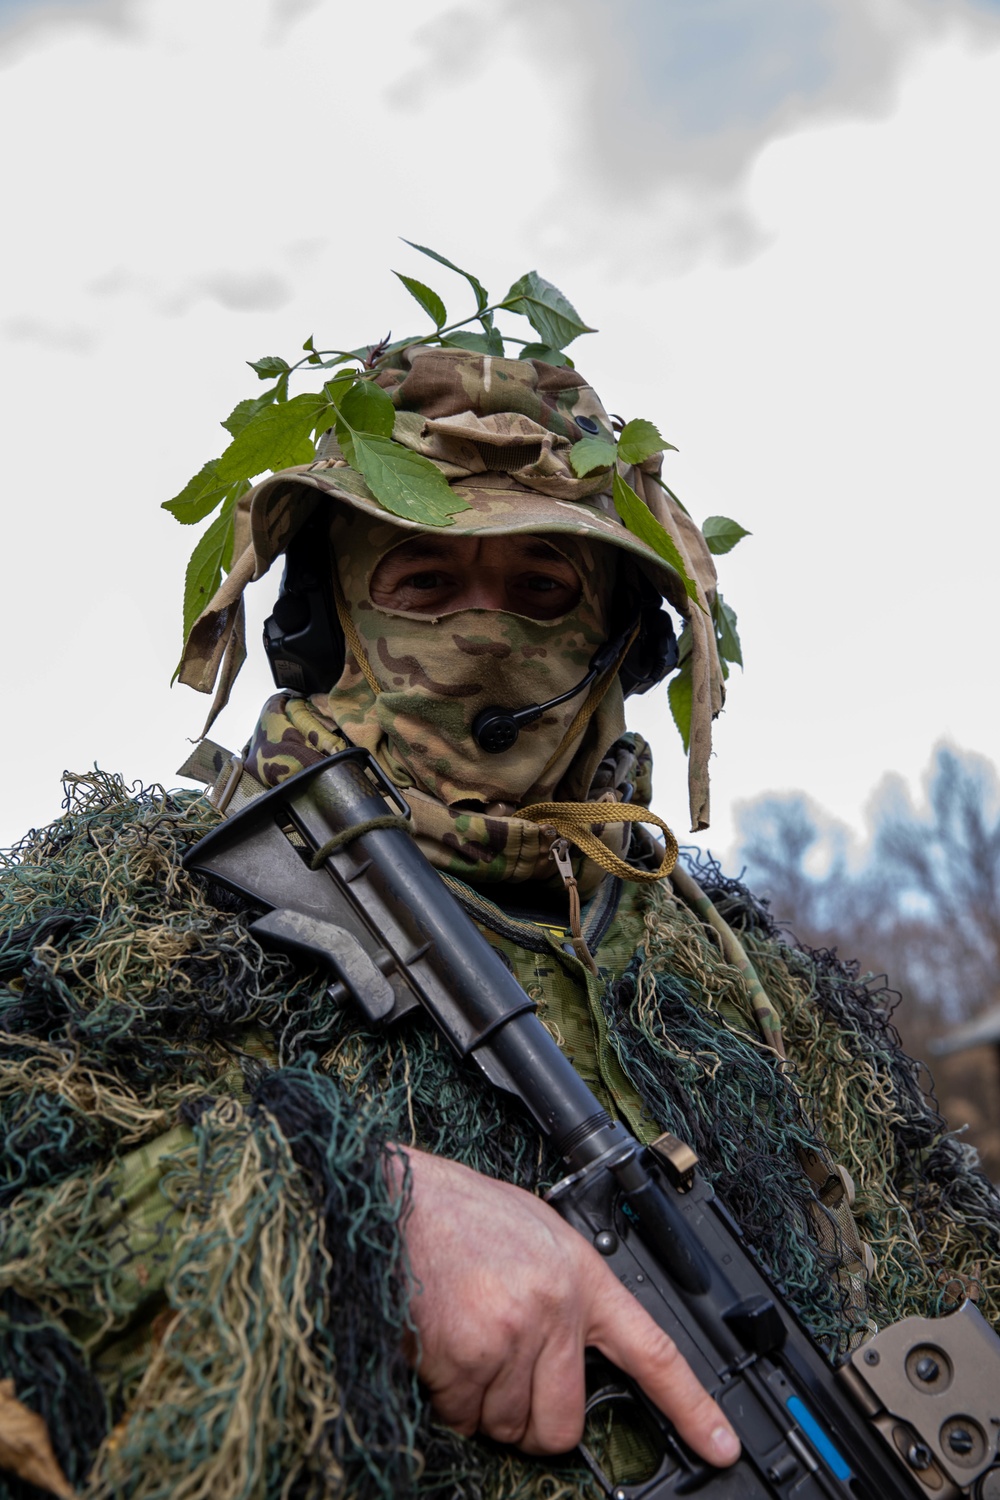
[787,1396,853,1481]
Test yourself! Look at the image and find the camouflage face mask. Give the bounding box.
[310,510,625,811]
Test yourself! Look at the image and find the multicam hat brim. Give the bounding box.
[245,461,700,612]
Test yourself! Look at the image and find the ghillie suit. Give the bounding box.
[4,341,999,1497]
[2,767,999,1499]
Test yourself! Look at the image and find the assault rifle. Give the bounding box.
[184,748,1000,1500]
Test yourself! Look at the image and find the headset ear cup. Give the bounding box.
[262,513,347,694]
[619,592,679,697]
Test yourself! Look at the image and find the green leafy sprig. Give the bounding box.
[164,241,747,750]
[164,244,595,648]
[568,419,748,748]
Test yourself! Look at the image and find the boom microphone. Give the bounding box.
[471,629,631,754]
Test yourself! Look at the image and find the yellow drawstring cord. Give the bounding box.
[517,801,678,883]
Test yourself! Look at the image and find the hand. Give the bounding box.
[388,1146,740,1467]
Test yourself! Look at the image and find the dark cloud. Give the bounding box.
[615,0,837,138]
[87,267,132,296]
[3,315,96,351]
[199,271,291,312]
[389,7,496,109]
[81,266,292,316]
[0,0,135,55]
[392,0,1000,267]
[0,0,92,22]
[557,0,1000,172]
[264,0,326,43]
[83,262,298,320]
[161,271,292,316]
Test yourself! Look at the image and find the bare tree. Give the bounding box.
[732,746,1000,1178]
[871,748,1000,1021]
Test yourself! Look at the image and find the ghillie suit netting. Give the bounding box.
[2,772,1000,1500]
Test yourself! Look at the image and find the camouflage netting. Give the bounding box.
[2,772,1000,1499]
[611,854,1000,1339]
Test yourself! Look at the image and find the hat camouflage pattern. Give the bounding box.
[178,345,727,829]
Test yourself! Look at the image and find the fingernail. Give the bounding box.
[710,1425,741,1466]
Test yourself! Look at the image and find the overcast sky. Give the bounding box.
[1,0,998,861]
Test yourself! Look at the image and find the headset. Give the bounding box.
[262,510,679,749]
[262,509,345,697]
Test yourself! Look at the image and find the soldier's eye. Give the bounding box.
[406,571,452,590]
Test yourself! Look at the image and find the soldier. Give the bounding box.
[182,343,740,1467]
[2,343,998,1499]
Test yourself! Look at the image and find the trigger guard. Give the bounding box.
[577,1380,691,1499]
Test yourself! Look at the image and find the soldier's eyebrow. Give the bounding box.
[383,537,567,565]
[518,539,566,561]
[385,538,453,563]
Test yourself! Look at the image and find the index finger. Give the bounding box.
[587,1271,741,1469]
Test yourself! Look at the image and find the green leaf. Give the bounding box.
[322,373,356,404]
[394,272,447,329]
[667,659,693,752]
[348,434,471,525]
[569,436,617,477]
[181,497,238,644]
[440,329,505,356]
[713,595,743,667]
[501,271,594,350]
[612,472,700,606]
[221,385,281,439]
[339,378,396,437]
[617,418,674,466]
[402,239,490,313]
[248,355,290,380]
[518,343,574,367]
[702,515,751,556]
[321,375,361,457]
[215,392,329,485]
[302,335,315,351]
[163,460,229,525]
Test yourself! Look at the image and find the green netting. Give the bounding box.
[685,855,1000,1327]
[2,773,999,1498]
[0,773,595,1499]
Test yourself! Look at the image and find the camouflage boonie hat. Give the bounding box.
[179,347,725,828]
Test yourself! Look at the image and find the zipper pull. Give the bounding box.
[548,836,599,976]
[550,835,575,885]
